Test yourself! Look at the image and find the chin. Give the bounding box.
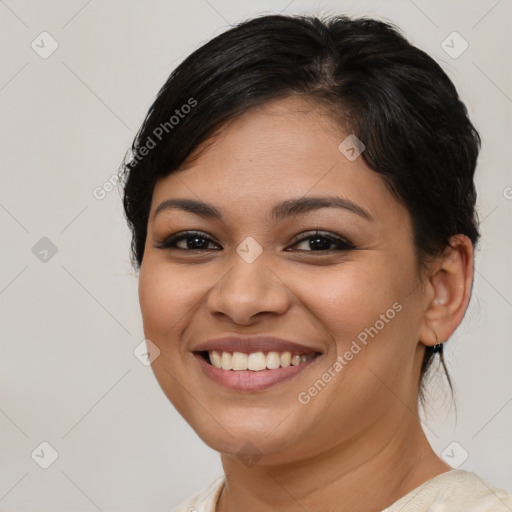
[189,411,310,464]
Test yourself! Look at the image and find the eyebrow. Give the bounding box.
[154,196,374,222]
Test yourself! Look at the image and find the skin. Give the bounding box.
[138,96,474,511]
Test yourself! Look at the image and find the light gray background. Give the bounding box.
[1,0,511,510]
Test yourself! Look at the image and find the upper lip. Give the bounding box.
[191,336,323,355]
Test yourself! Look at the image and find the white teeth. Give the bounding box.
[221,351,232,370]
[207,350,317,371]
[266,351,281,369]
[211,350,222,368]
[232,352,248,371]
[291,354,301,366]
[248,352,266,371]
[280,352,291,368]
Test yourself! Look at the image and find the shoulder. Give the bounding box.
[171,475,225,512]
[385,469,512,512]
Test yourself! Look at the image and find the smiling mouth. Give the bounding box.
[197,350,321,371]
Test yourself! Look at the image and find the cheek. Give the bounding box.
[138,260,201,412]
[304,258,420,391]
[138,260,199,343]
[307,264,401,339]
[297,269,416,413]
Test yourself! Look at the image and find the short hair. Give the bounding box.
[120,14,481,400]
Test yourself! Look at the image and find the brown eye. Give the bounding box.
[155,231,222,251]
[287,231,356,252]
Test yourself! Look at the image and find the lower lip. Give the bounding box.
[194,353,320,391]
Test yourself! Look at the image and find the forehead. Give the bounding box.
[150,96,406,226]
[178,96,347,176]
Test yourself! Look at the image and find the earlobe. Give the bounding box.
[419,234,474,347]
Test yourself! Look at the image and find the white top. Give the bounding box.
[171,469,512,511]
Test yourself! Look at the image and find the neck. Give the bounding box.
[216,412,451,512]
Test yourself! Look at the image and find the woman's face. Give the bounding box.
[138,96,430,464]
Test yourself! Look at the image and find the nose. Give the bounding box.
[206,250,292,326]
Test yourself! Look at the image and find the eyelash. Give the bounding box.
[154,230,356,253]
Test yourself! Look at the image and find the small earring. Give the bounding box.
[432,343,443,353]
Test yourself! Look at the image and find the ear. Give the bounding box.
[419,234,474,347]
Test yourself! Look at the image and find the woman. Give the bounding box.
[120,14,512,511]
